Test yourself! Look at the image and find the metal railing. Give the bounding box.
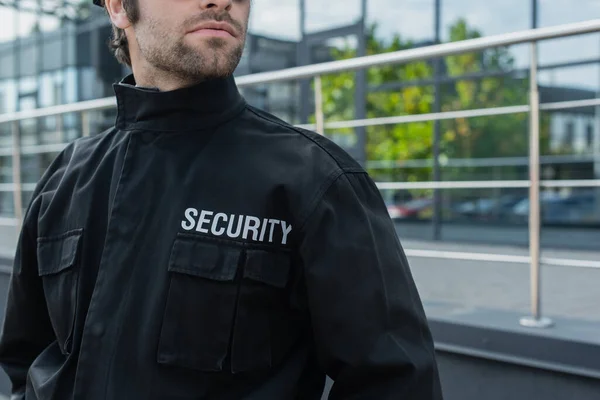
[1,19,600,328]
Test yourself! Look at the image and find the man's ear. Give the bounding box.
[104,0,132,30]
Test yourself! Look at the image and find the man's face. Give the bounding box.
[130,0,250,81]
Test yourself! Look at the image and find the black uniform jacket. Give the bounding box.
[0,74,443,400]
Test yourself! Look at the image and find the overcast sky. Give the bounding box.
[1,0,599,90]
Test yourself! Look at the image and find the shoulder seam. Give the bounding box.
[245,105,357,172]
[296,169,368,233]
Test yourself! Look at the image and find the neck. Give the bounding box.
[131,59,205,92]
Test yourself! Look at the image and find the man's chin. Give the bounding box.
[177,63,237,81]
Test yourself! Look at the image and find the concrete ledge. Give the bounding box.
[426,301,600,378]
[425,301,600,400]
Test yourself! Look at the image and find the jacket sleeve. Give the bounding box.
[298,171,443,400]
[0,194,56,399]
[0,141,74,399]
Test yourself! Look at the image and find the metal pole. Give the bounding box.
[11,121,23,233]
[519,39,553,329]
[432,0,442,240]
[298,0,310,125]
[314,76,325,135]
[81,111,91,137]
[354,0,368,166]
[57,113,64,143]
[594,35,600,222]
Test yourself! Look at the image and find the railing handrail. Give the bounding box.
[1,19,600,124]
[234,19,600,87]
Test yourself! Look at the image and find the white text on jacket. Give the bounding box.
[181,208,293,245]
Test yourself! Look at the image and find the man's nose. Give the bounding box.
[200,0,233,11]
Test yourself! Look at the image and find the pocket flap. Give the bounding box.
[243,249,291,288]
[37,229,83,277]
[168,236,241,281]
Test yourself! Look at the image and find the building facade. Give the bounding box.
[0,0,599,219]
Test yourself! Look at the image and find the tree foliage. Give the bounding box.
[316,18,550,184]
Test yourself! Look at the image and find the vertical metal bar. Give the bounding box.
[354,0,368,167]
[594,35,600,220]
[11,121,23,232]
[57,113,64,143]
[529,42,541,319]
[81,111,91,137]
[520,39,552,329]
[432,0,442,241]
[314,76,325,135]
[298,0,310,125]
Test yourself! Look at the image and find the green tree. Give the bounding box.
[317,23,435,184]
[316,18,550,184]
[441,20,528,160]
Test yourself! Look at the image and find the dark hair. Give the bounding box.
[107,0,139,68]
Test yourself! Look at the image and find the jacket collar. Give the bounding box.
[113,74,246,132]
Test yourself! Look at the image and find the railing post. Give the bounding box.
[520,40,553,329]
[11,121,23,233]
[314,75,325,135]
[57,112,64,143]
[82,111,91,137]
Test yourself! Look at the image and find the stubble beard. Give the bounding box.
[136,18,245,82]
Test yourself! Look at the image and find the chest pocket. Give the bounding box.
[157,234,297,374]
[37,229,83,356]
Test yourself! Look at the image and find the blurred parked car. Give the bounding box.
[454,195,525,221]
[511,191,599,224]
[386,198,434,220]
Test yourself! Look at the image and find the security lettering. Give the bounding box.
[181,208,292,245]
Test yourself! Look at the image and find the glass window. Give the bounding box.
[40,15,61,33]
[18,10,37,38]
[42,36,64,72]
[0,80,17,113]
[79,67,102,101]
[538,0,600,92]
[18,92,39,147]
[368,0,434,44]
[76,30,92,67]
[19,76,38,97]
[64,67,78,104]
[442,0,530,70]
[0,191,15,218]
[39,72,55,108]
[249,0,301,40]
[0,155,13,185]
[63,23,78,66]
[565,120,574,148]
[0,49,15,79]
[304,0,362,34]
[19,38,38,77]
[0,9,17,43]
[442,0,530,40]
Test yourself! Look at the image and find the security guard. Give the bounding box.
[0,0,443,399]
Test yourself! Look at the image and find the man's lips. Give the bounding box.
[188,21,236,38]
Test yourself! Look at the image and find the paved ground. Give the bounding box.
[399,237,600,322]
